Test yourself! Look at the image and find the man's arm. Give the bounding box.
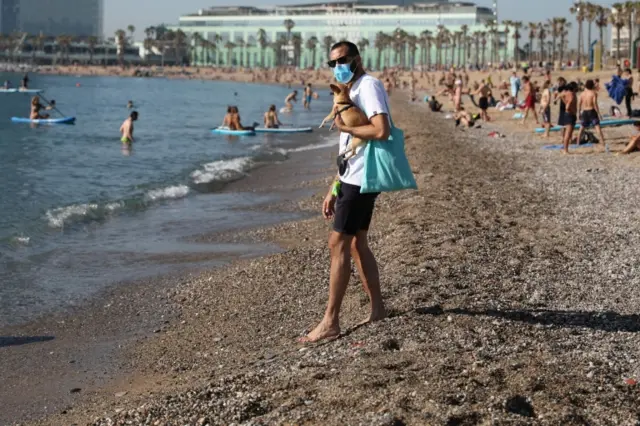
[337,114,391,141]
[577,94,583,114]
[594,93,602,119]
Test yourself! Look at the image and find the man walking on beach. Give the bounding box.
[299,41,390,343]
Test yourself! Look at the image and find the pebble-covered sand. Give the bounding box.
[29,93,640,425]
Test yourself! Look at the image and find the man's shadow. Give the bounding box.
[414,305,640,333]
[0,336,55,348]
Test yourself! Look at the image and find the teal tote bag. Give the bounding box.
[360,101,418,194]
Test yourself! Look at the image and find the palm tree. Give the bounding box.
[127,25,136,42]
[570,2,586,66]
[374,32,387,70]
[584,2,597,59]
[526,22,538,62]
[406,34,418,69]
[173,29,187,65]
[537,23,548,62]
[610,3,626,59]
[257,28,268,67]
[460,24,469,66]
[357,38,369,66]
[502,21,512,62]
[291,33,302,67]
[548,18,564,61]
[595,6,609,63]
[191,32,202,65]
[323,35,334,60]
[224,41,235,66]
[557,19,571,63]
[509,21,523,63]
[283,19,295,42]
[420,30,433,71]
[87,35,98,64]
[55,34,71,64]
[305,36,318,68]
[485,20,498,64]
[479,31,487,66]
[115,29,126,67]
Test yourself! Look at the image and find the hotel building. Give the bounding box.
[0,0,103,37]
[173,0,509,68]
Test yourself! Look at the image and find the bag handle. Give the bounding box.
[382,93,395,129]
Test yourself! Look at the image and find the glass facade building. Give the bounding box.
[0,0,103,36]
[173,1,508,68]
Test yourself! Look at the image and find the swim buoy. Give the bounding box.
[76,83,81,87]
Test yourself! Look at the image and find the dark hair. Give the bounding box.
[269,104,276,111]
[522,76,529,82]
[568,82,579,91]
[330,40,360,57]
[557,77,567,85]
[227,106,233,113]
[625,68,632,74]
[585,79,595,90]
[130,111,138,119]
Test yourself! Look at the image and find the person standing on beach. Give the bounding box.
[521,76,539,125]
[539,80,552,138]
[576,79,605,148]
[560,83,578,154]
[473,80,491,122]
[300,41,390,343]
[509,71,521,102]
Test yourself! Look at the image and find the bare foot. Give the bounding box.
[562,149,570,155]
[358,308,388,326]
[298,321,340,343]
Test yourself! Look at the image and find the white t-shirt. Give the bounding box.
[339,74,390,187]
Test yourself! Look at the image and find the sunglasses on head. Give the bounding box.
[327,56,352,68]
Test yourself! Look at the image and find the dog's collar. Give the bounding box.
[336,103,354,115]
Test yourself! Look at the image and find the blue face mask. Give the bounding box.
[333,62,356,84]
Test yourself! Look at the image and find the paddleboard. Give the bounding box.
[254,127,313,134]
[535,118,638,133]
[0,88,43,94]
[541,143,597,150]
[11,116,76,124]
[211,127,255,136]
[279,107,292,113]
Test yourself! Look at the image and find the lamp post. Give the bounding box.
[574,0,582,67]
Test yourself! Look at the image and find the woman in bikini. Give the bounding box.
[263,105,282,128]
[30,96,51,120]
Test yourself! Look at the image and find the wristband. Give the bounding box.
[331,180,341,197]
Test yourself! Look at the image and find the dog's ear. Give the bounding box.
[329,84,342,95]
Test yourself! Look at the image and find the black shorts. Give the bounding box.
[581,109,600,128]
[542,106,551,124]
[333,182,379,235]
[563,112,577,128]
[479,96,489,111]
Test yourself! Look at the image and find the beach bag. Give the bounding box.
[360,98,418,194]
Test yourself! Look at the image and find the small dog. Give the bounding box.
[319,83,370,159]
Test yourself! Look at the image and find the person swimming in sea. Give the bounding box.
[263,104,283,128]
[30,96,52,119]
[303,84,313,110]
[120,111,138,144]
[127,100,134,109]
[283,90,298,111]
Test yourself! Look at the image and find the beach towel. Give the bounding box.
[605,75,629,105]
[361,98,417,194]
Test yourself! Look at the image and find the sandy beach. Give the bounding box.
[0,77,635,424]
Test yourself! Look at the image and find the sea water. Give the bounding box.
[0,73,334,326]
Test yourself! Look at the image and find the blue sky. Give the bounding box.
[105,0,613,41]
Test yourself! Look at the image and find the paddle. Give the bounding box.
[38,93,67,118]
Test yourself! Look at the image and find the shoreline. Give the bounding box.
[0,144,335,424]
[18,93,640,424]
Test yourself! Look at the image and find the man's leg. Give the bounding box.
[301,231,353,342]
[563,125,573,154]
[350,231,386,324]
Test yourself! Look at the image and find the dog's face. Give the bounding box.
[329,84,351,104]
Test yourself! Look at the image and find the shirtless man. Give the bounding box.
[473,80,492,122]
[521,76,539,125]
[453,79,465,111]
[284,90,297,111]
[560,82,578,154]
[120,111,138,144]
[576,79,605,148]
[539,80,552,138]
[303,84,313,110]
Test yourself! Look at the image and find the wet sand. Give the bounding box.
[13,91,639,425]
